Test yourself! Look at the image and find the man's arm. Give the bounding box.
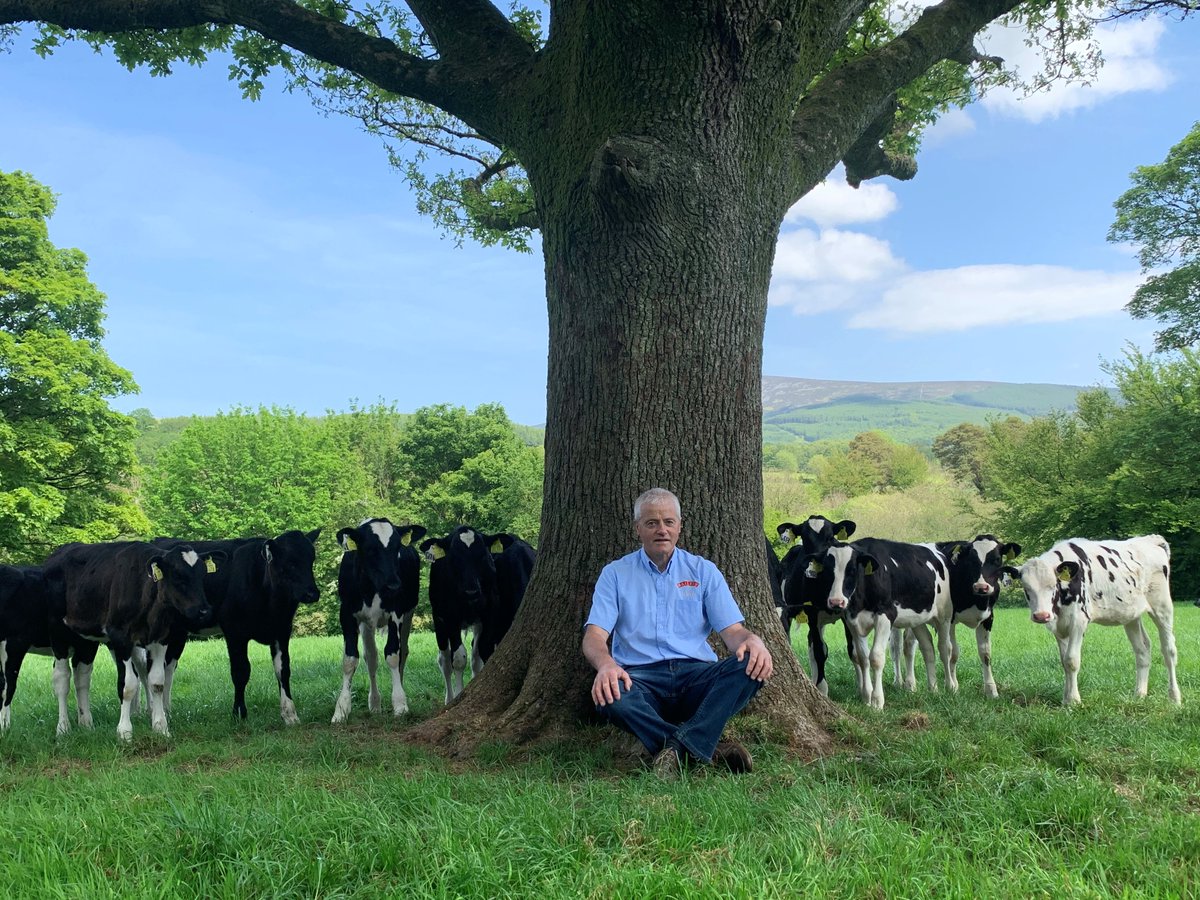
[718,622,774,682]
[582,624,632,706]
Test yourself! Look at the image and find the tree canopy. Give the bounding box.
[1109,120,1200,351]
[0,169,145,560]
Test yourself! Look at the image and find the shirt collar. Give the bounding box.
[638,546,676,574]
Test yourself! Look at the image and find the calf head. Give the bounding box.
[150,545,225,628]
[1007,557,1081,624]
[420,526,498,607]
[805,543,874,614]
[263,529,322,608]
[945,535,1021,601]
[777,516,856,554]
[338,518,423,602]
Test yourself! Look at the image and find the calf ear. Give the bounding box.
[776,523,798,544]
[147,557,165,582]
[205,550,227,572]
[947,542,965,563]
[804,559,824,578]
[488,533,515,553]
[336,527,359,552]
[1000,565,1021,583]
[1055,561,1080,583]
[858,553,879,576]
[1002,542,1021,561]
[305,528,321,545]
[399,525,427,547]
[835,520,857,540]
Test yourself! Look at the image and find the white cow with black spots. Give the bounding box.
[1005,535,1181,706]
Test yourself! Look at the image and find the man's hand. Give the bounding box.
[733,632,773,682]
[591,662,633,706]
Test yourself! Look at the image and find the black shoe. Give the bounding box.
[712,740,753,774]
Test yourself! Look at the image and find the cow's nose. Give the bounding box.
[828,598,846,610]
[974,583,993,596]
[1032,611,1051,624]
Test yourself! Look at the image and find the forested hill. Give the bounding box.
[761,376,1095,446]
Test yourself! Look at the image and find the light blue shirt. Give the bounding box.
[586,546,745,666]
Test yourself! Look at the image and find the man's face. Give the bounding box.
[635,500,682,564]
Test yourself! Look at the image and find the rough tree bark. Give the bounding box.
[0,0,1028,759]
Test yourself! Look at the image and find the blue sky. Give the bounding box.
[1,13,1197,426]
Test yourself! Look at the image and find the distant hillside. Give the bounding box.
[762,376,1097,446]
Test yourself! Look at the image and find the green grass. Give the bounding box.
[3,610,1199,898]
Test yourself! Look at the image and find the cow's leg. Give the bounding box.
[1146,598,1182,704]
[114,651,139,742]
[361,621,381,714]
[52,655,72,736]
[126,645,148,716]
[144,642,171,736]
[71,642,99,730]
[384,617,409,717]
[807,618,829,696]
[227,638,252,720]
[900,628,919,691]
[1057,633,1083,706]
[162,640,184,717]
[272,639,300,725]
[469,622,484,678]
[977,621,998,699]
[911,624,938,693]
[1,642,27,731]
[331,619,360,725]
[1124,618,1152,699]
[867,618,890,710]
[937,618,958,693]
[847,626,871,705]
[889,628,904,685]
[437,634,467,705]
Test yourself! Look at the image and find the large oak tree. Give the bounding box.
[0,0,1144,757]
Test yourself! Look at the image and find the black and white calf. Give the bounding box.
[42,541,222,740]
[804,538,951,708]
[156,529,321,724]
[482,532,536,631]
[422,526,522,704]
[332,518,425,724]
[776,516,857,695]
[1006,535,1180,706]
[1,564,66,731]
[892,535,1022,696]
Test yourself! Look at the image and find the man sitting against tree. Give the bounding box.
[582,487,773,780]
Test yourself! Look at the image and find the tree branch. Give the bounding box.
[842,95,916,187]
[790,0,1022,197]
[0,0,533,144]
[406,0,531,64]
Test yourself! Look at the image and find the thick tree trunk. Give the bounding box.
[406,6,841,760]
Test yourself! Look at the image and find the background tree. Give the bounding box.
[1109,120,1200,351]
[982,349,1200,597]
[814,431,928,500]
[932,422,990,492]
[0,168,145,561]
[0,0,1147,757]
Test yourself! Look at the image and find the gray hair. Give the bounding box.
[633,487,681,522]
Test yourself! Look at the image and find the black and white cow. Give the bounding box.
[421,526,520,704]
[332,518,425,724]
[891,534,1022,696]
[1,564,64,730]
[803,537,951,708]
[776,517,857,695]
[155,529,321,724]
[481,532,536,630]
[42,541,223,740]
[1005,535,1180,706]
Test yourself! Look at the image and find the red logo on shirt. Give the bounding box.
[677,580,700,588]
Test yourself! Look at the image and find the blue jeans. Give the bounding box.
[596,655,762,763]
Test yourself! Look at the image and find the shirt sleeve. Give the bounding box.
[584,561,619,633]
[702,560,744,633]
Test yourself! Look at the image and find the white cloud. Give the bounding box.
[847,264,1142,332]
[924,107,977,146]
[981,18,1171,122]
[784,168,900,227]
[772,228,905,288]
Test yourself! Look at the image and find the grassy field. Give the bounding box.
[2,607,1199,899]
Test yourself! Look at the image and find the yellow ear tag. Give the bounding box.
[401,533,411,547]
[952,546,962,563]
[343,536,358,552]
[205,558,217,574]
[864,561,876,576]
[806,561,824,576]
[835,528,849,540]
[1056,567,1072,583]
[431,545,446,560]
[490,540,504,554]
[1004,547,1018,561]
[151,563,164,582]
